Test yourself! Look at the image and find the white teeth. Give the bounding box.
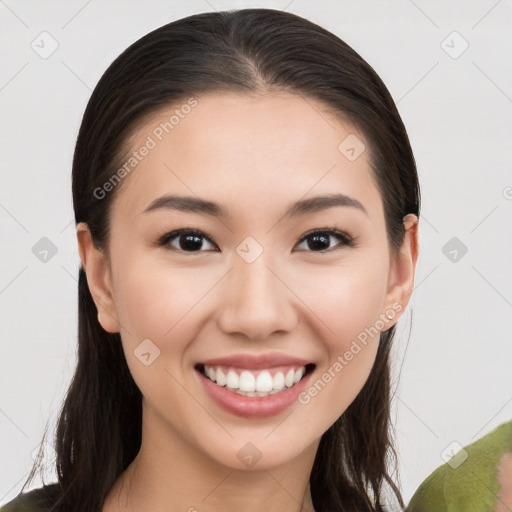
[239,371,255,392]
[237,390,257,397]
[293,367,304,384]
[284,369,295,387]
[226,370,239,389]
[273,371,285,389]
[215,368,226,386]
[202,364,308,397]
[256,371,273,392]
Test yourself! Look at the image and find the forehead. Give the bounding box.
[110,92,382,223]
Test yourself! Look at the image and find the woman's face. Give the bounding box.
[79,92,416,471]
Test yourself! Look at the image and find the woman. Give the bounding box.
[1,8,420,512]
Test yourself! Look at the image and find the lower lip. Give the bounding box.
[196,367,313,419]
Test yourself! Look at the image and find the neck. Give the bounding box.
[103,405,318,512]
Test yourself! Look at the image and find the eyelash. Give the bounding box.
[155,227,355,254]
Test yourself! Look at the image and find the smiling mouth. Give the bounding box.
[195,363,315,397]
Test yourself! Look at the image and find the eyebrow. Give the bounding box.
[142,193,367,219]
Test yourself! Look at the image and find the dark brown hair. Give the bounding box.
[19,8,420,512]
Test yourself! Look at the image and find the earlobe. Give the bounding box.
[76,222,120,333]
[382,214,420,327]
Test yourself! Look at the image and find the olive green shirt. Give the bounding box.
[0,484,59,512]
[407,420,512,512]
[2,421,511,511]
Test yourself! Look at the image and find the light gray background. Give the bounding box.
[1,0,511,506]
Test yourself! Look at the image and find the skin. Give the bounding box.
[77,91,419,512]
[495,452,512,512]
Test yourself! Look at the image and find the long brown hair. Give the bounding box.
[19,8,420,512]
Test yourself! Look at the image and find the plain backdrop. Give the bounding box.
[1,0,511,507]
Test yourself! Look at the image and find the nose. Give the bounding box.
[217,251,297,341]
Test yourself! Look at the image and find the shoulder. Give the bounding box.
[0,483,61,512]
[407,420,512,512]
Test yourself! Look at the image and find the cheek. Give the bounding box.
[292,253,389,425]
[295,252,389,349]
[112,258,214,401]
[113,254,217,350]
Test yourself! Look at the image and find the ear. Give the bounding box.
[381,213,419,327]
[76,222,120,333]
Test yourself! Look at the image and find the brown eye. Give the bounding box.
[156,227,354,254]
[157,229,217,252]
[296,229,353,252]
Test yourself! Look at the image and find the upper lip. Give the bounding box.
[199,353,313,370]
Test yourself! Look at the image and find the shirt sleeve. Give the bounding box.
[407,420,512,512]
